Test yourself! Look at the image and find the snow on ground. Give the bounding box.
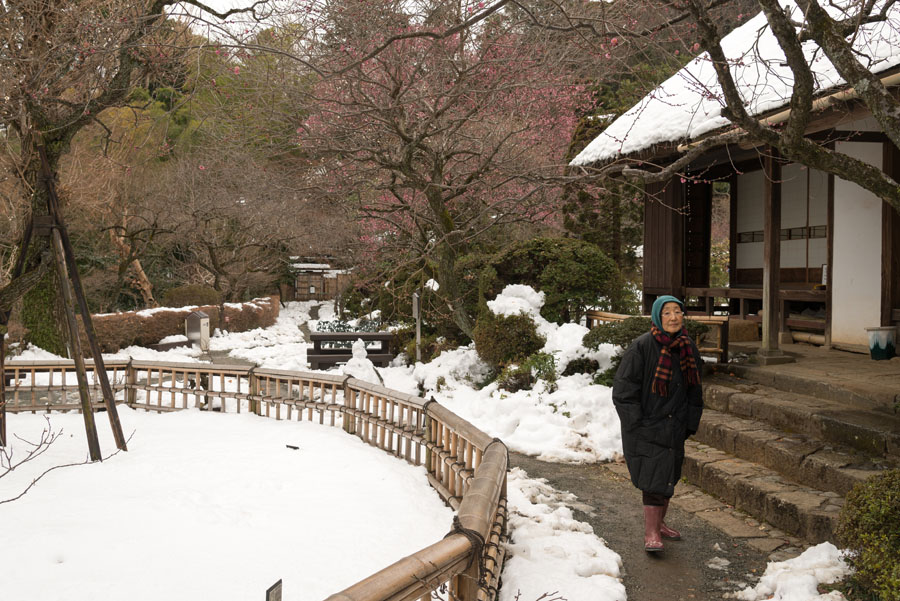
[4,293,852,601]
[1,408,452,601]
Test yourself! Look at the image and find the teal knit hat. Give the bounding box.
[651,295,684,330]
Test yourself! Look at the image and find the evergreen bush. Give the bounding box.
[836,469,900,599]
[496,352,557,392]
[478,237,630,324]
[161,284,220,308]
[473,311,545,370]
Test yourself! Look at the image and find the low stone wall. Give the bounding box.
[76,296,280,353]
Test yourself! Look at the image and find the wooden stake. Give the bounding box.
[50,228,102,461]
[38,144,128,451]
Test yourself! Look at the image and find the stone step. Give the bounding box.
[683,441,844,543]
[713,360,900,413]
[704,375,900,459]
[695,408,896,495]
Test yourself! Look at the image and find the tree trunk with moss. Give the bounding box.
[21,271,67,357]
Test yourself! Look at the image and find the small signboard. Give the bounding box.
[266,579,283,601]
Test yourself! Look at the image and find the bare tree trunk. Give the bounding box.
[108,229,157,308]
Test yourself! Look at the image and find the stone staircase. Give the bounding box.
[683,366,900,544]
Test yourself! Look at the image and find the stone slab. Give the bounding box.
[745,537,788,554]
[696,510,766,538]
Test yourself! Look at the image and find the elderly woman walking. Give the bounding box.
[612,295,704,552]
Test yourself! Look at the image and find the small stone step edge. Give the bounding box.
[683,441,843,544]
[704,378,900,459]
[713,362,898,413]
[695,408,896,496]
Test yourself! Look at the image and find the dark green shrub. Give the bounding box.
[836,469,900,599]
[401,332,457,364]
[582,317,709,385]
[496,352,557,392]
[479,237,631,324]
[473,311,545,370]
[161,285,220,308]
[562,357,600,377]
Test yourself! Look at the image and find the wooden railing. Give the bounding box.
[2,359,508,601]
[585,310,730,362]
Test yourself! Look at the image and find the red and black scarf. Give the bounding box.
[650,325,700,397]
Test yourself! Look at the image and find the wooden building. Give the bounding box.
[281,262,353,302]
[571,9,900,360]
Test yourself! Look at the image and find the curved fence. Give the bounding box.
[2,359,508,601]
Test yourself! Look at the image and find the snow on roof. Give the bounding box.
[292,263,332,270]
[570,0,900,166]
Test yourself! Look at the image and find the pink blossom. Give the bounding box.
[233,66,240,74]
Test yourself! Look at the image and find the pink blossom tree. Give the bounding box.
[301,6,587,336]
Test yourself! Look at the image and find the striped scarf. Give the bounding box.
[650,325,700,397]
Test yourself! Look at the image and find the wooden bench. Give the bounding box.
[307,332,395,370]
[585,310,730,363]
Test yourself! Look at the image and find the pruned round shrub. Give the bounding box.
[161,284,220,308]
[836,469,900,599]
[473,311,545,370]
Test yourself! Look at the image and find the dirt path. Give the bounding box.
[510,453,773,600]
[299,304,319,341]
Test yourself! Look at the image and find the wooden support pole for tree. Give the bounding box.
[38,144,128,451]
[1,329,6,447]
[50,227,102,461]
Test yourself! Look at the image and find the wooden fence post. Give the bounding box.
[249,367,259,415]
[125,360,136,407]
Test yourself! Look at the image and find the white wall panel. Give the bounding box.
[809,169,828,226]
[780,239,808,268]
[737,171,764,232]
[809,238,828,270]
[832,141,883,346]
[781,163,808,229]
[736,242,763,269]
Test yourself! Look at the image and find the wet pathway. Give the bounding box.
[510,453,785,601]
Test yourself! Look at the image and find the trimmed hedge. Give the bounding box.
[472,311,545,370]
[76,296,280,354]
[836,469,900,599]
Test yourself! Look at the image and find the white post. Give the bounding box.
[412,292,421,363]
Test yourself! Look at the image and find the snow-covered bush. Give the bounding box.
[473,311,545,370]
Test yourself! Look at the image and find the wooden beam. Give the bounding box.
[758,151,793,365]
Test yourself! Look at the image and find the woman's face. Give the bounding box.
[661,302,684,335]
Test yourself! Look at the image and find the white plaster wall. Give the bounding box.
[809,238,828,272]
[809,169,828,226]
[832,141,884,346]
[736,241,763,269]
[781,239,808,268]
[781,163,808,229]
[737,170,764,231]
[736,170,765,269]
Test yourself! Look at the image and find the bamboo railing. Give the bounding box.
[2,359,508,601]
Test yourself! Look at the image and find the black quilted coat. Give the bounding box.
[612,331,704,497]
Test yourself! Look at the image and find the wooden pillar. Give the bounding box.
[757,152,793,365]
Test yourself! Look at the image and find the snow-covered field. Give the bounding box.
[3,293,851,601]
